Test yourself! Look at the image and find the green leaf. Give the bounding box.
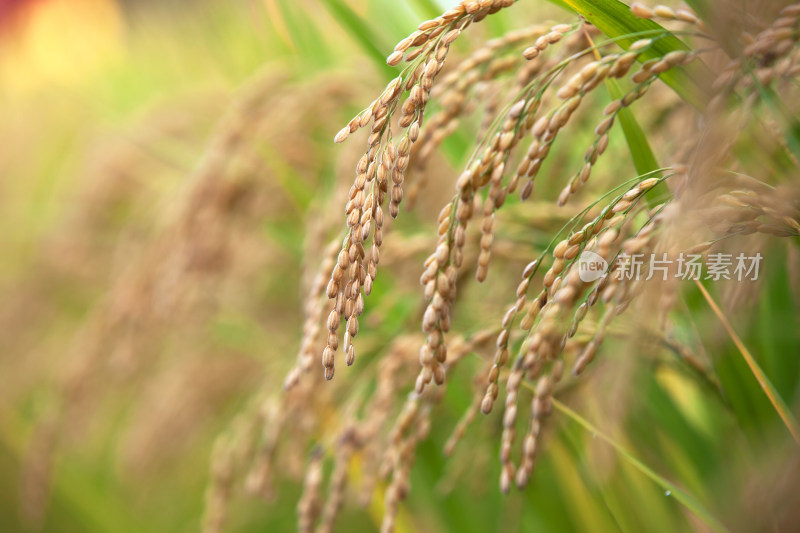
[694,280,800,445]
[552,0,710,108]
[319,0,395,76]
[580,29,664,196]
[550,398,732,533]
[409,0,445,19]
[606,78,659,175]
[604,77,671,203]
[276,0,330,67]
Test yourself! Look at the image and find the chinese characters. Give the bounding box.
[610,252,762,281]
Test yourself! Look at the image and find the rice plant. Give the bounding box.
[213,1,800,532]
[2,1,800,533]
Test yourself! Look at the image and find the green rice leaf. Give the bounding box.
[551,398,732,533]
[606,78,659,175]
[319,0,394,75]
[552,0,710,108]
[409,0,444,19]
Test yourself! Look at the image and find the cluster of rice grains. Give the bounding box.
[325,0,517,382]
[208,2,800,532]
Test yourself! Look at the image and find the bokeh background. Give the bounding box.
[1,1,799,532]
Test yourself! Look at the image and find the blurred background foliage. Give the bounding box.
[0,1,799,532]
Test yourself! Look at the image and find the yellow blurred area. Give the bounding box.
[0,0,123,93]
[655,366,714,439]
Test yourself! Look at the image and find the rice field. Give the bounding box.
[1,1,799,532]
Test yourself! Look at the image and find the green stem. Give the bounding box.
[550,397,732,533]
